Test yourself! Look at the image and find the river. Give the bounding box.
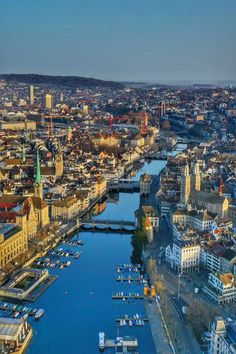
[27,147,186,354]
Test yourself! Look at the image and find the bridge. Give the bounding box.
[108,179,140,192]
[79,219,136,233]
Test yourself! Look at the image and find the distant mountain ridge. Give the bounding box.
[0,73,124,89]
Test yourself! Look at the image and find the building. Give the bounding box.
[171,207,215,236]
[45,94,53,109]
[0,223,27,269]
[204,272,236,304]
[190,190,229,218]
[140,174,152,196]
[209,317,236,354]
[0,317,32,353]
[0,120,36,131]
[165,239,201,273]
[30,84,34,105]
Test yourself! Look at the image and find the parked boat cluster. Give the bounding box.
[0,301,44,320]
[33,241,82,269]
[117,314,148,327]
[116,275,147,285]
[116,264,144,273]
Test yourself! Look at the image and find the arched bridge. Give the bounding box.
[79,219,136,233]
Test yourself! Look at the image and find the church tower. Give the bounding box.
[191,161,201,191]
[35,150,43,199]
[55,140,64,178]
[181,164,191,205]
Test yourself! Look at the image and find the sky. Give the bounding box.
[0,0,236,83]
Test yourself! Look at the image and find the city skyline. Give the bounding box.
[1,0,236,82]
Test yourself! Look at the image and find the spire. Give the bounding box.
[35,150,41,184]
[22,144,26,163]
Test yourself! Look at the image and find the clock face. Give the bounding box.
[56,155,61,162]
[35,182,40,188]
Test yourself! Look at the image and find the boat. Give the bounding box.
[34,309,45,320]
[99,332,105,350]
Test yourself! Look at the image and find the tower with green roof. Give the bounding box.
[35,150,43,199]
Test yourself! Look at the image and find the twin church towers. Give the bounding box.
[180,161,201,205]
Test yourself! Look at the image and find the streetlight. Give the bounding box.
[177,271,182,299]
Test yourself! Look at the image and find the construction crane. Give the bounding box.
[41,115,53,138]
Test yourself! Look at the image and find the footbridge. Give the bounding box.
[79,219,136,233]
[108,179,140,192]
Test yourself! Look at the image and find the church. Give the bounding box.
[180,161,229,218]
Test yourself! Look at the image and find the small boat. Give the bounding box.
[34,309,45,320]
[129,320,132,326]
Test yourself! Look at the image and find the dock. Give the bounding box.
[112,293,144,300]
[116,276,147,283]
[99,332,138,352]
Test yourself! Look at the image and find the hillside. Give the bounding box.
[0,73,124,89]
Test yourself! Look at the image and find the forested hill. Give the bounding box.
[0,73,124,89]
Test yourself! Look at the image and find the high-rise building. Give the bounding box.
[45,94,53,110]
[180,164,191,205]
[30,84,35,105]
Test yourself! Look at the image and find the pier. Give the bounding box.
[112,293,144,300]
[116,276,147,283]
[99,332,139,352]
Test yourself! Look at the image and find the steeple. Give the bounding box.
[35,150,43,199]
[22,144,26,163]
[35,150,41,184]
[181,163,191,205]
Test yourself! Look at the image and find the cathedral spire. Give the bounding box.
[35,150,41,184]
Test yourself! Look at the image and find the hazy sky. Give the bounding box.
[0,0,236,82]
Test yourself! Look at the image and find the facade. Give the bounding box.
[171,207,215,234]
[209,317,236,354]
[0,223,27,268]
[45,94,53,109]
[204,272,236,304]
[0,120,36,131]
[165,240,200,273]
[140,174,152,196]
[190,190,229,218]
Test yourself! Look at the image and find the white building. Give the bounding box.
[165,240,200,273]
[208,317,236,354]
[204,272,236,304]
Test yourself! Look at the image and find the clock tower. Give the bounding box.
[55,140,64,178]
[35,150,43,199]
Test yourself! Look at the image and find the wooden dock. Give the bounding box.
[116,276,147,283]
[116,317,148,322]
[112,294,144,300]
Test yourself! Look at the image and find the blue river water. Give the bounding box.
[26,158,172,354]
